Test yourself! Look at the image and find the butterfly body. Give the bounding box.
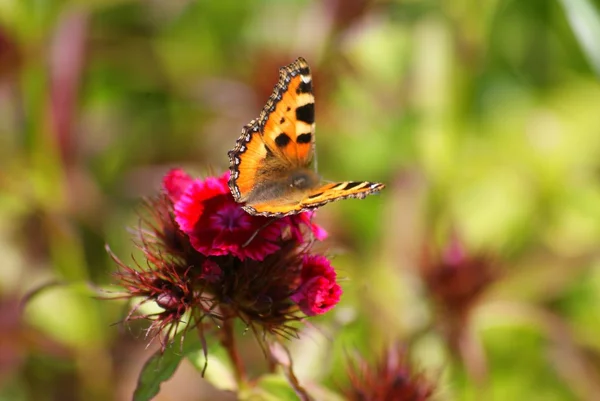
[243,167,320,204]
[228,57,385,217]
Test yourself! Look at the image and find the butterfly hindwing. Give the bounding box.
[301,181,386,207]
[244,181,386,217]
[299,181,385,210]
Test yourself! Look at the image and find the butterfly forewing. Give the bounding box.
[258,58,315,168]
[228,120,267,202]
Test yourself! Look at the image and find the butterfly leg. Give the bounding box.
[242,217,279,248]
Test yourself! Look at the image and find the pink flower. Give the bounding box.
[291,255,342,316]
[166,170,325,261]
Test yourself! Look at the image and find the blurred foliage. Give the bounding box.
[1,0,600,400]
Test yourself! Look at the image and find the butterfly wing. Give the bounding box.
[244,181,386,217]
[228,119,266,202]
[229,57,386,217]
[258,57,316,167]
[229,57,316,203]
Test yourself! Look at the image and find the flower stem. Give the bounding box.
[219,315,247,385]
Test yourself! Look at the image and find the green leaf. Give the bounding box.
[132,333,204,401]
[558,0,600,77]
[240,374,300,401]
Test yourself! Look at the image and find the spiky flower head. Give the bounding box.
[342,344,436,401]
[420,234,497,322]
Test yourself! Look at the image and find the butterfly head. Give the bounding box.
[289,169,320,190]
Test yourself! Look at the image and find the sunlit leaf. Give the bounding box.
[239,374,301,401]
[188,345,237,391]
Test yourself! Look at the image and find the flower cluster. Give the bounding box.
[109,169,341,350]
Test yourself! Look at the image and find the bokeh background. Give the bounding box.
[2,0,600,400]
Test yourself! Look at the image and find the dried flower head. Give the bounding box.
[342,344,436,401]
[107,169,342,351]
[420,233,498,323]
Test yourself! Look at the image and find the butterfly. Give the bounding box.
[228,57,385,217]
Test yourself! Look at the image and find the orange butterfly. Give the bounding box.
[228,57,385,217]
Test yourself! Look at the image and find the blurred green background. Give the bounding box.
[1,0,600,400]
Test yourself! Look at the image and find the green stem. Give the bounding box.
[219,315,247,385]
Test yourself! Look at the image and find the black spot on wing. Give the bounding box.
[308,192,323,199]
[279,117,285,124]
[275,133,291,147]
[296,80,312,94]
[298,67,310,76]
[295,103,314,124]
[296,133,312,144]
[342,182,363,190]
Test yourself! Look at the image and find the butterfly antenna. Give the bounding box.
[243,217,278,248]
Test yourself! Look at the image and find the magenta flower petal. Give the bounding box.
[300,255,337,281]
[298,211,328,241]
[291,276,342,316]
[163,168,193,203]
[286,212,328,243]
[173,180,206,233]
[311,224,328,241]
